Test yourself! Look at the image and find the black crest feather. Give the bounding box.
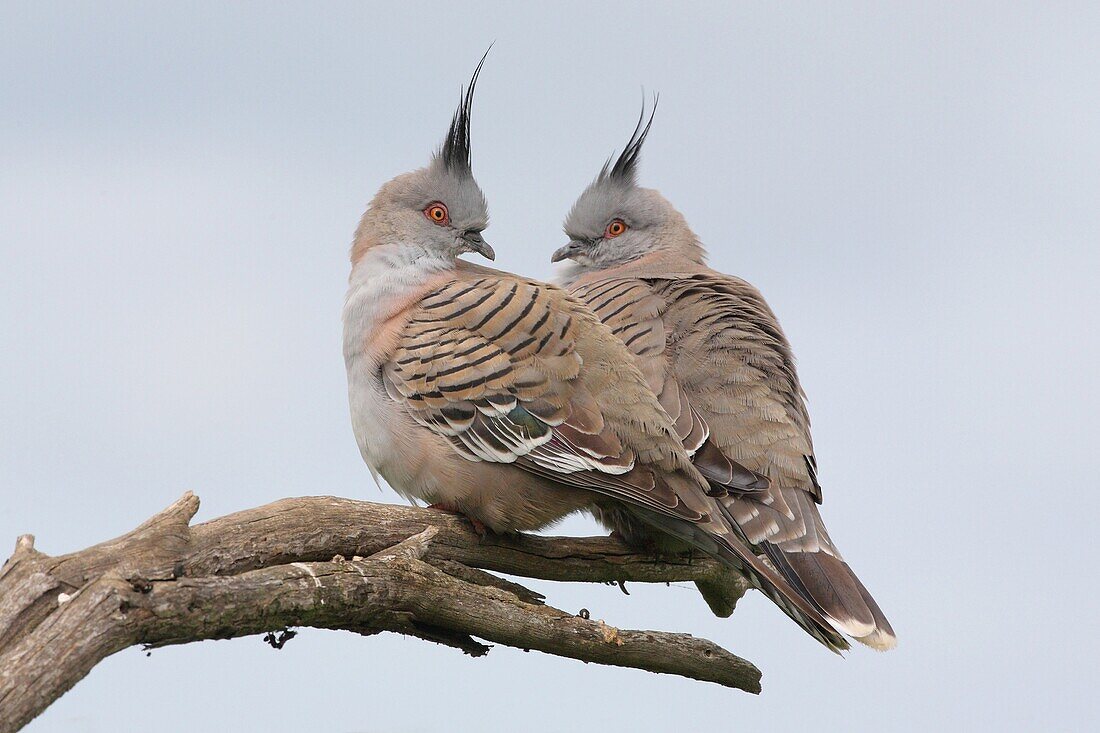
[440,46,491,174]
[600,94,659,185]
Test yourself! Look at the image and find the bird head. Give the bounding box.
[554,97,703,275]
[352,52,493,266]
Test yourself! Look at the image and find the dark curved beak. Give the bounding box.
[461,230,495,261]
[551,240,586,263]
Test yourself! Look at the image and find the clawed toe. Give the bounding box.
[427,503,488,538]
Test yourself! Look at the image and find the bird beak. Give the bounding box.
[461,230,495,261]
[551,240,586,263]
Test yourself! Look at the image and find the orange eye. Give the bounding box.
[605,219,627,238]
[425,203,449,225]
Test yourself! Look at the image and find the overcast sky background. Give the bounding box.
[2,3,1098,731]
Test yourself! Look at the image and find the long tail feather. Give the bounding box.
[764,542,896,651]
[630,505,851,653]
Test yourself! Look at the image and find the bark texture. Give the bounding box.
[0,493,759,732]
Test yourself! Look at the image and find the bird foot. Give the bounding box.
[426,502,488,538]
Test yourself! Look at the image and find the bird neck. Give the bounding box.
[343,242,457,366]
[349,241,454,297]
[656,219,708,266]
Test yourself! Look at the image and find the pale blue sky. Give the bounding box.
[2,2,1098,731]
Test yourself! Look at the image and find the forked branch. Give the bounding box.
[0,493,760,732]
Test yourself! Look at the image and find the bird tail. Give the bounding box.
[630,504,851,653]
[760,540,897,651]
[711,524,852,653]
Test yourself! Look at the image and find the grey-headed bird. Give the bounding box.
[553,102,896,651]
[342,59,849,652]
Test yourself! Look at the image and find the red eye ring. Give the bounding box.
[605,219,627,238]
[424,202,449,225]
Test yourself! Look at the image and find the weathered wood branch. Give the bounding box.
[0,493,759,732]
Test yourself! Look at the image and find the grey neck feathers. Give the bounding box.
[351,192,396,264]
[657,210,708,266]
[351,239,453,282]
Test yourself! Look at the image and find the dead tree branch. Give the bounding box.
[0,493,759,732]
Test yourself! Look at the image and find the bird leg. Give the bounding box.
[426,502,488,538]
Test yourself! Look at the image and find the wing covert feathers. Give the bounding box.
[385,273,711,521]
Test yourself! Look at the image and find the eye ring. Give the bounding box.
[424,202,449,225]
[605,219,627,238]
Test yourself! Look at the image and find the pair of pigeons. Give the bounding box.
[342,59,895,654]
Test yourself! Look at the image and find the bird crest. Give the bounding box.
[438,46,492,175]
